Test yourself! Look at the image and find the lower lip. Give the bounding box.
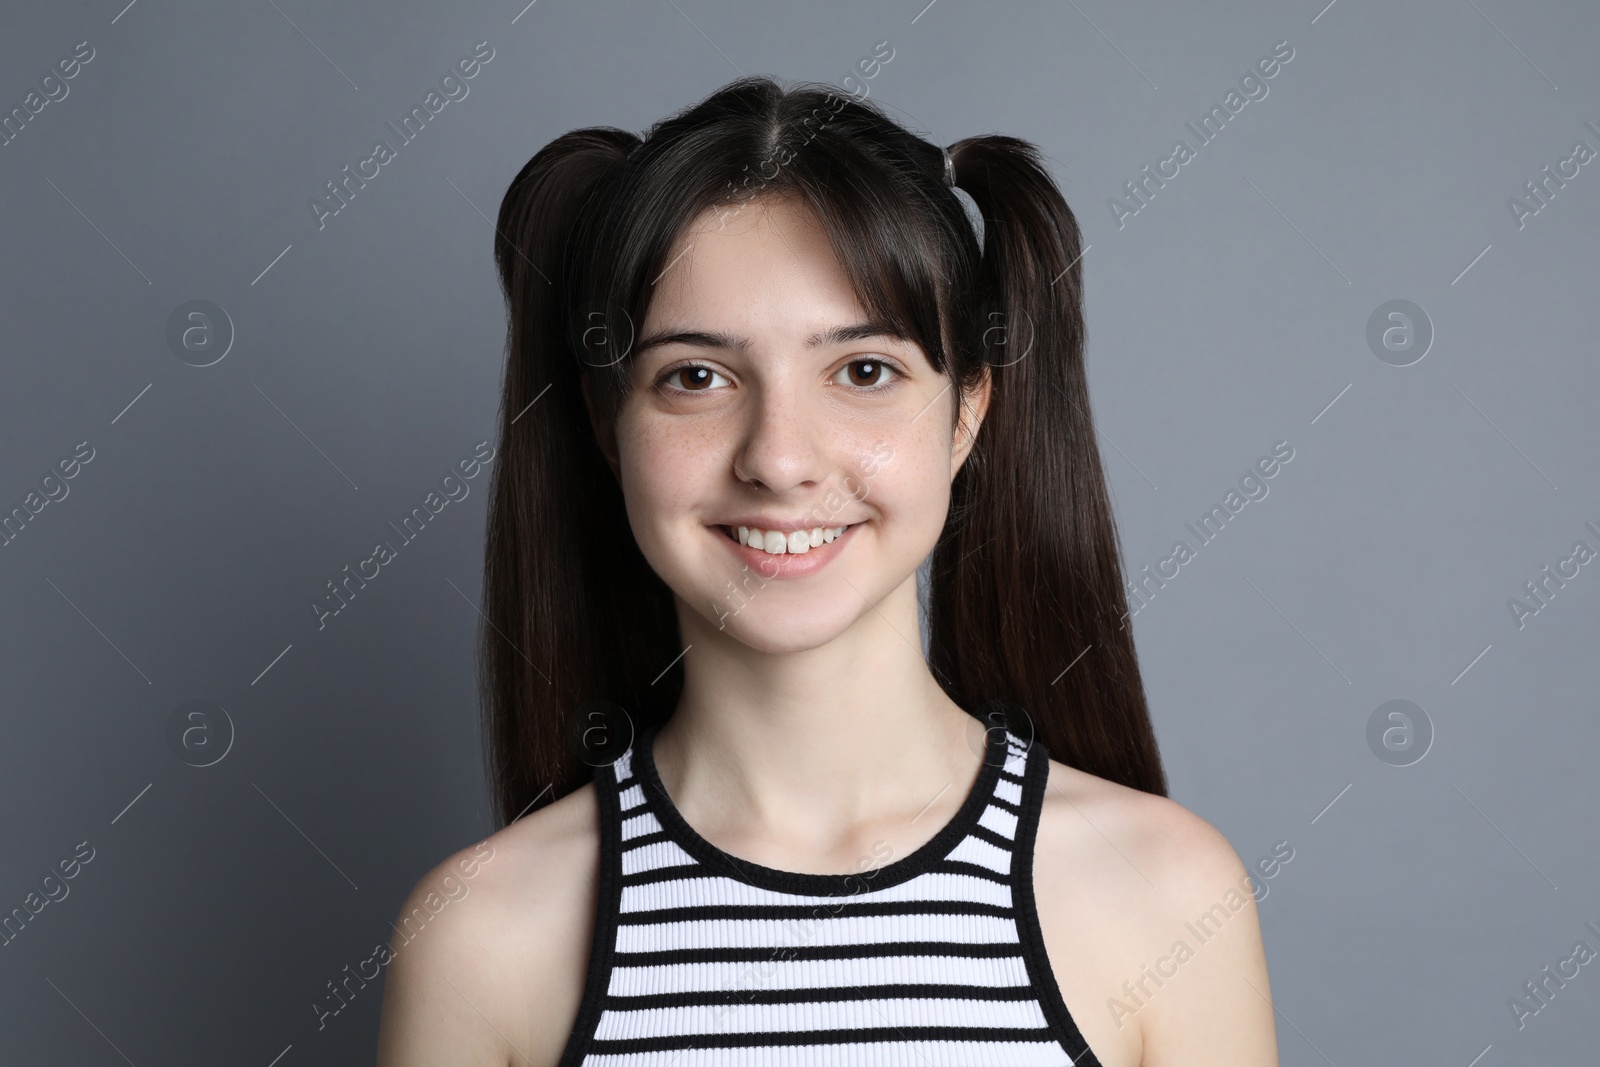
[714,524,858,578]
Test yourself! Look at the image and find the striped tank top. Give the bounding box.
[555,719,1104,1066]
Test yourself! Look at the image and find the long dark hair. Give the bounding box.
[481,75,1166,825]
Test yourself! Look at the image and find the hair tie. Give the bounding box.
[941,145,954,187]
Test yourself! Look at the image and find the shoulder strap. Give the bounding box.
[552,752,627,1067]
[1011,739,1103,1066]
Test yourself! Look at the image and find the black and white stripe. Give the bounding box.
[557,722,1103,1067]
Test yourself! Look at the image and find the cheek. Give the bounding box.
[857,426,955,533]
[616,417,710,542]
[897,461,954,536]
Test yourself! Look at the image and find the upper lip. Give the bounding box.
[715,516,860,534]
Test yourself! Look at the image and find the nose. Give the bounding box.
[730,378,831,494]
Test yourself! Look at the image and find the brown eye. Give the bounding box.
[837,359,899,391]
[659,364,730,393]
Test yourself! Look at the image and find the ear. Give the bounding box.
[950,365,992,478]
[580,376,623,481]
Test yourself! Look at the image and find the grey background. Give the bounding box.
[2,0,1596,1062]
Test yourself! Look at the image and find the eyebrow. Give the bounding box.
[633,321,909,358]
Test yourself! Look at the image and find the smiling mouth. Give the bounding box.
[719,523,858,556]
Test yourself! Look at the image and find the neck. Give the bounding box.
[650,576,986,871]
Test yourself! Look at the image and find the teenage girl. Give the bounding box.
[377,75,1277,1067]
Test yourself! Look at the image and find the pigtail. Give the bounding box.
[482,127,680,825]
[931,135,1167,796]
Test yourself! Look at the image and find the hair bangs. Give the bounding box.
[567,81,978,421]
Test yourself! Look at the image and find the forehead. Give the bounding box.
[642,194,865,333]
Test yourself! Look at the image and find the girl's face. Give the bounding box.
[588,193,989,654]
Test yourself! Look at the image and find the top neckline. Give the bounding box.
[627,715,1016,896]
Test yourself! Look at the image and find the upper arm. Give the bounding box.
[375,843,518,1067]
[375,786,599,1067]
[1033,763,1278,1067]
[1134,804,1278,1067]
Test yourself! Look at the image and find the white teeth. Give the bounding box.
[735,524,850,555]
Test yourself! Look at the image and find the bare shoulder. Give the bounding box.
[375,781,600,1067]
[1031,757,1278,1067]
[1037,756,1247,894]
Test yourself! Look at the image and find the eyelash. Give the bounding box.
[654,358,905,396]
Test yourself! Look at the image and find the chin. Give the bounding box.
[697,599,863,652]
